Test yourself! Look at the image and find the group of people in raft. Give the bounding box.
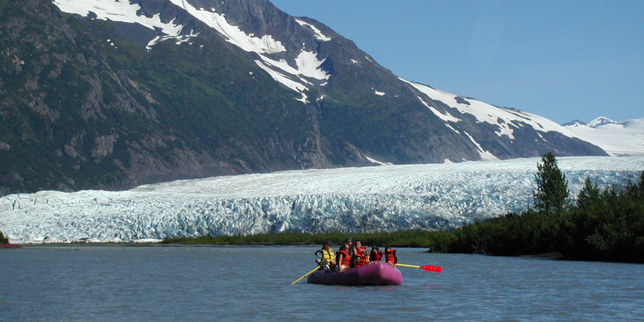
[314,237,397,272]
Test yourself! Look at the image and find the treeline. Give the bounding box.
[161,230,437,248]
[426,153,644,263]
[163,154,644,263]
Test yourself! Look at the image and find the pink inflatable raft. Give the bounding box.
[307,261,403,286]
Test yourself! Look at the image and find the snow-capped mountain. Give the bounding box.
[1,0,606,195]
[1,156,641,243]
[588,116,620,128]
[564,117,644,156]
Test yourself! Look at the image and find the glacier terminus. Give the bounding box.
[1,156,642,244]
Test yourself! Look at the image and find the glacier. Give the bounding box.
[0,156,642,244]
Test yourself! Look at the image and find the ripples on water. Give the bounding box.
[1,246,643,321]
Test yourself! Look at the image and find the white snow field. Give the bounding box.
[564,118,644,156]
[1,156,642,244]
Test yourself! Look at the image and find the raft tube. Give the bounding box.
[307,261,402,286]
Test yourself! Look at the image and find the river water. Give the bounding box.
[1,246,643,321]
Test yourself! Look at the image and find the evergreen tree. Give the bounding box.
[533,152,570,214]
[576,176,600,210]
[636,171,644,199]
[0,230,8,244]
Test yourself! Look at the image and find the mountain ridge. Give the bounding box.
[0,0,608,195]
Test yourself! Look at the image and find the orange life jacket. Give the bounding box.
[336,250,351,267]
[352,253,367,268]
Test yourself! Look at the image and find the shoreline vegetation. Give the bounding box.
[3,154,643,263]
[0,230,9,244]
[162,153,644,264]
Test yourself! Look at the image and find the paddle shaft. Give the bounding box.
[291,266,320,284]
[397,263,442,273]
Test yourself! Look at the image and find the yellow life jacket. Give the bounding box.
[315,248,335,264]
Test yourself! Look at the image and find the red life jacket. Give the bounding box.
[336,250,351,267]
[352,253,367,268]
[385,249,397,264]
[371,250,383,261]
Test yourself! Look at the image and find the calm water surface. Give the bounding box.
[1,246,643,321]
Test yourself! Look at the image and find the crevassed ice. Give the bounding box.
[0,156,642,244]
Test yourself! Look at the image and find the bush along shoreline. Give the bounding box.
[426,153,643,264]
[163,153,644,264]
[160,231,440,248]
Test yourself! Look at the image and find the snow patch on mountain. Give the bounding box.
[1,156,641,244]
[562,120,587,127]
[166,0,329,103]
[295,18,331,41]
[53,0,198,51]
[365,156,393,166]
[416,96,460,123]
[464,132,499,161]
[255,49,328,103]
[167,0,286,54]
[294,51,330,81]
[149,28,200,51]
[254,60,307,100]
[52,0,331,104]
[565,118,644,156]
[403,79,576,140]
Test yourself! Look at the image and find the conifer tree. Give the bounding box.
[576,176,600,210]
[533,152,570,214]
[637,171,644,199]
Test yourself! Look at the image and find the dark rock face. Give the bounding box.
[0,0,606,195]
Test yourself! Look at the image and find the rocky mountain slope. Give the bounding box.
[0,0,606,195]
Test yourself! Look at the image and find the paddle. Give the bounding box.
[291,266,320,284]
[396,263,442,273]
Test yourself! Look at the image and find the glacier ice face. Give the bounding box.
[0,156,642,243]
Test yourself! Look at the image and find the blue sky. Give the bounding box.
[270,0,644,124]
